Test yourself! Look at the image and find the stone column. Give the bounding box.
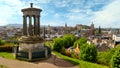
[34,16,36,35]
[34,16,38,36]
[38,16,40,35]
[28,49,32,60]
[45,48,48,58]
[23,16,27,35]
[33,16,35,35]
[13,46,18,59]
[29,16,33,36]
[36,16,38,36]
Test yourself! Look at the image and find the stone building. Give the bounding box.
[90,22,95,36]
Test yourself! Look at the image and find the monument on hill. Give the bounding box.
[21,3,42,36]
[14,3,51,61]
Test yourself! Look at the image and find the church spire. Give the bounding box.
[98,26,101,34]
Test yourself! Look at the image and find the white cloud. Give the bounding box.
[94,0,120,28]
[0,0,50,26]
[0,0,25,25]
[0,0,119,28]
[53,0,69,7]
[54,13,60,18]
[41,21,64,26]
[66,12,93,26]
[69,8,81,13]
[31,0,51,4]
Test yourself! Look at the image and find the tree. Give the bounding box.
[73,37,87,48]
[111,45,120,68]
[80,43,97,62]
[0,39,6,45]
[53,38,64,52]
[62,34,76,48]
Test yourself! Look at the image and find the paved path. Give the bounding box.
[0,54,79,68]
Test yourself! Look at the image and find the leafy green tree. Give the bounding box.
[53,34,76,52]
[62,34,76,48]
[80,43,97,62]
[97,49,115,65]
[111,50,120,68]
[111,45,120,68]
[53,38,64,52]
[73,37,87,48]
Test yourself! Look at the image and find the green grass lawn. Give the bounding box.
[0,42,15,60]
[0,52,14,60]
[53,51,109,68]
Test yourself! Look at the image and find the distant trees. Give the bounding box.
[0,39,6,45]
[53,34,76,52]
[80,43,97,62]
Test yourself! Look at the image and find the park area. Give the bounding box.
[0,35,120,68]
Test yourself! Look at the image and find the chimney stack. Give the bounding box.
[30,3,33,8]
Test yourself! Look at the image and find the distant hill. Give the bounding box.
[6,24,23,28]
[5,24,65,28]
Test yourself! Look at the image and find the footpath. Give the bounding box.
[0,54,78,68]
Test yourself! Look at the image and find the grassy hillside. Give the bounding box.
[53,51,108,68]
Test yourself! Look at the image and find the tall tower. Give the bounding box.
[65,23,68,34]
[98,26,101,34]
[90,22,95,35]
[21,3,42,36]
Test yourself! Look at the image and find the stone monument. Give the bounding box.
[14,3,51,61]
[22,3,41,36]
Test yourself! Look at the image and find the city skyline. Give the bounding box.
[0,0,120,28]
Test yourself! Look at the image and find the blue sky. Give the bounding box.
[0,0,120,28]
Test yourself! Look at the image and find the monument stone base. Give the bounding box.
[14,36,51,61]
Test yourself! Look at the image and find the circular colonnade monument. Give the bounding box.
[14,3,51,61]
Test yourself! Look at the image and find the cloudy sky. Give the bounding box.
[0,0,120,28]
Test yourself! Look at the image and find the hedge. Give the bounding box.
[0,46,13,52]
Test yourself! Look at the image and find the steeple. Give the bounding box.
[98,26,101,34]
[90,22,95,35]
[65,23,67,27]
[91,22,94,28]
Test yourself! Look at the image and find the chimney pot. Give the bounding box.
[30,3,33,8]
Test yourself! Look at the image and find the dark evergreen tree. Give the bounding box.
[98,26,101,34]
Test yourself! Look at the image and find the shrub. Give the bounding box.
[97,51,112,65]
[45,41,54,50]
[80,43,97,62]
[110,45,120,68]
[111,50,120,68]
[0,45,13,52]
[62,34,76,48]
[71,52,79,59]
[0,39,6,45]
[65,50,72,57]
[53,34,76,52]
[61,46,66,54]
[53,38,64,52]
[73,37,87,48]
[97,50,113,65]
